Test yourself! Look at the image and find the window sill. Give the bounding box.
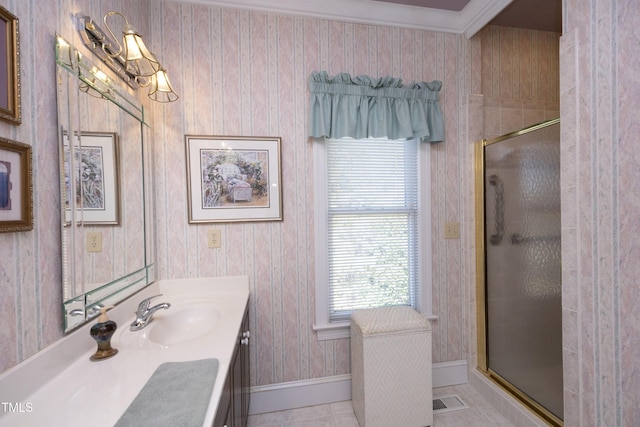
[313,322,351,340]
[313,313,438,341]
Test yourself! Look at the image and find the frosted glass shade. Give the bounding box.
[148,69,179,103]
[123,25,160,77]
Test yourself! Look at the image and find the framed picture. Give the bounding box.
[0,136,32,232]
[63,132,120,225]
[186,135,282,223]
[0,5,20,124]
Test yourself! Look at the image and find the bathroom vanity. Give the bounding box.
[213,304,250,427]
[0,277,250,427]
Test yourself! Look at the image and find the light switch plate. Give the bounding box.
[444,222,460,239]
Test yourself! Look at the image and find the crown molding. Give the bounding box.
[459,0,512,37]
[169,0,512,38]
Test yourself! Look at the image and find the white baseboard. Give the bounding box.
[249,374,352,415]
[432,360,468,388]
[249,360,468,415]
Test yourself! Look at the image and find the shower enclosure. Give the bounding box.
[475,118,563,425]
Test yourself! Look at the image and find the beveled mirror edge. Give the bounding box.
[55,34,155,333]
[56,34,144,122]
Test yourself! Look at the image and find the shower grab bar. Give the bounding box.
[510,233,561,245]
[488,174,504,245]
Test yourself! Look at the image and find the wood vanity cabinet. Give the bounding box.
[213,304,250,427]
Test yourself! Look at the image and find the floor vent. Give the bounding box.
[432,395,468,413]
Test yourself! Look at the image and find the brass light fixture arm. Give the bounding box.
[76,12,178,102]
[77,15,141,89]
[101,11,128,58]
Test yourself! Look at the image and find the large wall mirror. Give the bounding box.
[56,35,156,332]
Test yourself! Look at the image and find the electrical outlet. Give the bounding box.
[444,222,460,239]
[207,229,221,248]
[87,231,102,252]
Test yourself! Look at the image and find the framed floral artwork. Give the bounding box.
[186,135,282,223]
[62,132,120,225]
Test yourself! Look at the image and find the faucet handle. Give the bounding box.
[137,294,163,312]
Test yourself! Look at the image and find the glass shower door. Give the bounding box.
[483,120,563,421]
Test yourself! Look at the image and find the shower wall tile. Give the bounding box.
[479,26,560,104]
[522,102,546,126]
[476,25,560,141]
[500,106,525,135]
[483,109,501,139]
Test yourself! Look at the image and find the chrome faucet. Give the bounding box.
[130,294,171,331]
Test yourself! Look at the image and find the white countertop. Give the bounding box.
[0,276,249,427]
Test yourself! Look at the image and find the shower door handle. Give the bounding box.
[488,174,504,245]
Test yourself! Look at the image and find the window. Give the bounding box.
[313,138,432,340]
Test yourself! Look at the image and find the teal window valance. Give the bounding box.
[308,71,444,142]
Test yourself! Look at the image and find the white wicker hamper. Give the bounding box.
[350,306,433,427]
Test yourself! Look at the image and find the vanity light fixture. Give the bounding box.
[77,13,179,102]
[79,67,116,100]
[102,11,160,78]
[147,68,179,103]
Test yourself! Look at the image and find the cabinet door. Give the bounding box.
[213,303,250,427]
[240,308,250,426]
[233,306,250,427]
[232,341,242,426]
[212,371,232,427]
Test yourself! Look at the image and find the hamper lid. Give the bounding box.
[351,306,431,335]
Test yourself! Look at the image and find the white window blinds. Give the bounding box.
[326,138,419,322]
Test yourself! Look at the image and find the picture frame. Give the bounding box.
[0,5,20,124]
[63,132,120,225]
[0,136,32,232]
[186,135,282,223]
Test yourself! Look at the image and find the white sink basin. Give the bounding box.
[143,301,222,347]
[0,277,250,427]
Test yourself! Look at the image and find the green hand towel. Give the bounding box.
[115,358,218,427]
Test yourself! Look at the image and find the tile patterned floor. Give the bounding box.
[247,383,516,427]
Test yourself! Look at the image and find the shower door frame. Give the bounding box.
[474,117,562,427]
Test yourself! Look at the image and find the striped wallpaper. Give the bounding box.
[149,2,472,385]
[147,2,561,388]
[5,0,638,424]
[560,1,640,425]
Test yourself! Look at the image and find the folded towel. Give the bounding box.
[115,358,218,427]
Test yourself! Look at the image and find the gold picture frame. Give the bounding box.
[0,5,20,124]
[0,136,32,232]
[185,135,283,223]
